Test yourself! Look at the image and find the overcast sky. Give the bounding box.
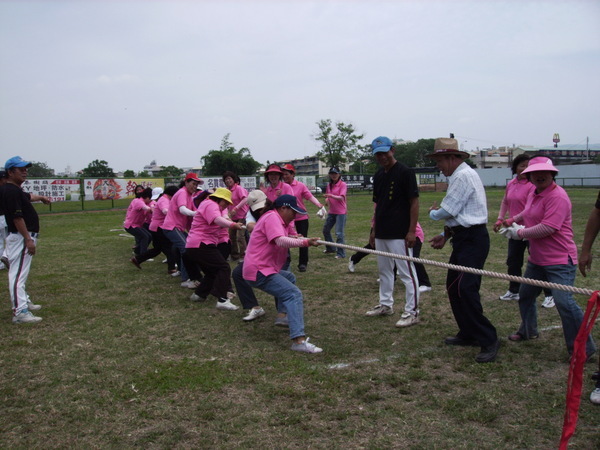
[1,0,599,174]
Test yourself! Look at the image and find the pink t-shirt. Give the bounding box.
[186,199,226,248]
[228,183,249,220]
[521,183,578,266]
[415,222,424,242]
[288,179,317,222]
[326,180,347,214]
[265,181,294,202]
[149,195,170,232]
[161,187,195,232]
[504,178,535,217]
[123,198,149,229]
[243,210,289,281]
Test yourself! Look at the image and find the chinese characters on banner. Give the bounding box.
[202,177,258,191]
[21,179,81,202]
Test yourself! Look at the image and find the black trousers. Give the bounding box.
[183,244,232,299]
[447,225,497,347]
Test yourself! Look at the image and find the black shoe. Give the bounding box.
[298,264,307,272]
[476,340,500,363]
[444,336,479,347]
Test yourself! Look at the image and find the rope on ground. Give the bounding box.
[316,240,595,297]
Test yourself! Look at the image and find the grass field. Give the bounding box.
[2,188,599,448]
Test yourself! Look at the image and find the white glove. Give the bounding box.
[499,223,526,240]
[316,206,327,220]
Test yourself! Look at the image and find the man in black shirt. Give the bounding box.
[1,156,51,323]
[365,136,421,328]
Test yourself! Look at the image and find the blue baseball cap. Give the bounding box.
[5,156,33,170]
[274,194,307,215]
[371,136,394,154]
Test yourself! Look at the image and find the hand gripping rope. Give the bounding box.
[316,240,599,447]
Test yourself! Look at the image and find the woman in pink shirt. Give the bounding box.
[243,195,323,353]
[123,187,153,256]
[131,186,178,274]
[223,171,249,262]
[322,167,348,258]
[281,164,325,272]
[502,156,596,359]
[184,188,243,311]
[263,164,294,202]
[494,154,553,306]
[162,173,202,287]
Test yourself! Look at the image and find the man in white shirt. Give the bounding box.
[428,137,499,363]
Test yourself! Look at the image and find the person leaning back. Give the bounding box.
[427,138,499,363]
[1,156,51,324]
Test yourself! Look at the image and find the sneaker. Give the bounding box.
[334,255,344,259]
[274,316,289,327]
[291,337,323,353]
[162,258,168,264]
[475,340,500,363]
[395,312,419,328]
[590,388,600,405]
[419,285,432,293]
[542,296,555,308]
[1,255,10,270]
[190,293,206,302]
[298,264,307,272]
[365,304,393,316]
[169,270,181,277]
[499,290,519,301]
[216,299,239,311]
[348,258,355,273]
[243,307,265,321]
[12,309,42,324]
[146,259,154,262]
[130,256,142,269]
[181,280,200,289]
[323,249,335,254]
[27,301,42,311]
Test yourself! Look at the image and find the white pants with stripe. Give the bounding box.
[376,238,420,315]
[6,232,35,315]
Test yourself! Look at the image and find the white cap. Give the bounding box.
[151,187,164,200]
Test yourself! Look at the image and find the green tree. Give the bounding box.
[28,161,55,177]
[201,134,261,176]
[156,165,183,177]
[394,138,436,168]
[81,160,115,177]
[123,170,135,178]
[349,144,377,174]
[137,170,150,177]
[313,119,365,169]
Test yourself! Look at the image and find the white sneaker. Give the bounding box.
[365,304,393,316]
[291,337,323,353]
[590,387,600,405]
[12,310,42,324]
[542,296,555,308]
[396,312,419,328]
[170,270,181,277]
[499,290,519,301]
[216,299,239,311]
[181,280,200,289]
[190,293,206,302]
[419,286,432,293]
[162,258,168,264]
[27,301,42,311]
[348,258,355,273]
[243,307,265,321]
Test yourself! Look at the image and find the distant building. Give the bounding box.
[276,155,350,176]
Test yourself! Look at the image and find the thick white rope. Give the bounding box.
[317,240,596,297]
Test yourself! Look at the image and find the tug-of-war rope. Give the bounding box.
[316,240,599,449]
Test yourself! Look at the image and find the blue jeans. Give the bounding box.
[247,270,305,339]
[322,213,346,257]
[163,228,189,281]
[517,262,596,357]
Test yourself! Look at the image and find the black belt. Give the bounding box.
[445,224,486,238]
[10,231,39,237]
